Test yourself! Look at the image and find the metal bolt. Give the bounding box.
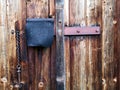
[11,30,15,34]
[96,29,99,33]
[76,30,80,33]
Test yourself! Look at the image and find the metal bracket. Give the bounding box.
[55,26,100,36]
[64,26,100,35]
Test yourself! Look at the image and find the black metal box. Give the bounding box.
[26,18,54,47]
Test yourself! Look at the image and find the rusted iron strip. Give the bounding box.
[54,26,100,36]
[64,26,100,35]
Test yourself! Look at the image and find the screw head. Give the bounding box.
[76,30,80,33]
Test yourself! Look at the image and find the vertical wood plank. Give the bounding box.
[19,1,29,89]
[27,0,48,18]
[50,39,56,90]
[86,0,102,90]
[0,0,28,90]
[64,1,70,90]
[28,48,35,90]
[0,0,8,89]
[64,37,70,90]
[69,0,88,90]
[56,0,66,90]
[49,0,55,17]
[27,0,50,90]
[41,48,50,90]
[70,0,102,90]
[102,0,117,90]
[64,0,69,26]
[116,0,120,89]
[70,37,86,90]
[7,0,28,89]
[114,0,120,89]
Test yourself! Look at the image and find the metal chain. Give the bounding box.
[16,30,21,66]
[15,30,22,88]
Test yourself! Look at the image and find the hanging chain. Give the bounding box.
[14,30,23,88]
[16,30,21,82]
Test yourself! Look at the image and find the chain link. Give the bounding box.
[15,30,22,84]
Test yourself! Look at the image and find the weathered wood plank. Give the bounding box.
[50,39,56,90]
[28,48,35,90]
[49,4,56,89]
[64,37,70,90]
[116,0,120,89]
[86,0,102,90]
[1,0,28,90]
[70,37,85,90]
[49,0,55,18]
[64,0,69,26]
[56,0,66,90]
[69,0,88,90]
[64,1,70,90]
[27,0,50,90]
[27,0,48,18]
[40,48,50,90]
[70,0,102,90]
[0,0,8,89]
[49,3,56,89]
[102,0,117,90]
[35,48,41,90]
[18,1,29,89]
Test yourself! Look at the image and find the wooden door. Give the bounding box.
[0,0,119,90]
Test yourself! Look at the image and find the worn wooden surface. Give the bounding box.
[0,0,8,90]
[0,0,119,90]
[27,0,51,90]
[56,0,66,90]
[102,0,118,90]
[117,0,120,89]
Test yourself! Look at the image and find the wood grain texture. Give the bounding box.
[50,39,56,90]
[0,0,28,90]
[69,0,102,90]
[69,0,88,90]
[102,0,117,90]
[64,37,70,90]
[27,0,48,18]
[116,0,120,89]
[18,1,29,89]
[41,48,51,90]
[64,1,70,90]
[49,0,55,17]
[64,0,69,26]
[86,0,102,90]
[0,0,120,90]
[27,0,50,90]
[28,47,35,90]
[0,0,8,89]
[56,0,66,90]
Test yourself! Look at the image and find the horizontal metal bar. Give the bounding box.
[55,26,100,36]
[64,26,100,35]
